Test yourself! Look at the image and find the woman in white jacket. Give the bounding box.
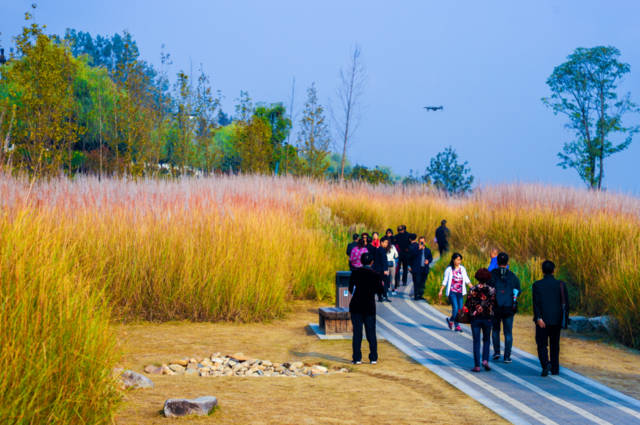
[439,253,473,332]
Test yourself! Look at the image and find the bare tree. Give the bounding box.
[335,44,366,180]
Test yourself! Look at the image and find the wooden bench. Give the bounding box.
[319,307,352,334]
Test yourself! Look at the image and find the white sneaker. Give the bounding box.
[370,361,377,365]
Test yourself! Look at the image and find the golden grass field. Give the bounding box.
[1,174,639,423]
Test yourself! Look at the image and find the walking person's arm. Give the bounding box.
[532,282,545,328]
[439,267,450,299]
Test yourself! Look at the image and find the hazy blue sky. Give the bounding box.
[4,1,640,193]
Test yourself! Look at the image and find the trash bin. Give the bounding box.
[335,271,352,308]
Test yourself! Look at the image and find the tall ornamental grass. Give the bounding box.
[324,185,640,348]
[0,211,120,425]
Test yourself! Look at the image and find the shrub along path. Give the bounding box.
[377,282,640,425]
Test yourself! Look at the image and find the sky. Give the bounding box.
[3,0,640,193]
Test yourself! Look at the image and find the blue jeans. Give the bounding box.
[449,292,463,325]
[471,319,492,367]
[351,313,377,362]
[492,314,514,359]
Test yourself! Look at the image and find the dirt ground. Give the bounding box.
[114,301,508,425]
[114,302,640,424]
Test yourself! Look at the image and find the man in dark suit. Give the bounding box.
[435,219,450,257]
[346,233,359,258]
[373,238,390,302]
[409,235,432,300]
[349,253,385,364]
[394,225,411,287]
[532,260,569,376]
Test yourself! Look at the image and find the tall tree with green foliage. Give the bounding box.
[1,14,80,176]
[543,46,638,189]
[423,146,474,194]
[298,83,331,178]
[254,103,291,173]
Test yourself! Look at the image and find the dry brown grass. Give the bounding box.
[433,305,640,399]
[114,302,508,425]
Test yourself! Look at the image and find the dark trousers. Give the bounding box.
[536,324,561,373]
[351,313,377,362]
[471,319,492,367]
[413,267,428,299]
[395,254,409,286]
[383,273,391,297]
[492,314,514,359]
[437,242,448,258]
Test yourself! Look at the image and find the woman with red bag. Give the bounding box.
[465,268,497,372]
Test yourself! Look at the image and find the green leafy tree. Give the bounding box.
[543,46,639,189]
[254,103,291,173]
[423,146,474,194]
[235,117,273,174]
[1,14,81,176]
[297,83,331,178]
[349,164,392,185]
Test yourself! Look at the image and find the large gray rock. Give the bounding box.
[163,396,218,417]
[568,316,593,333]
[120,370,154,389]
[589,315,617,335]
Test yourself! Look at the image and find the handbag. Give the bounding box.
[456,305,471,324]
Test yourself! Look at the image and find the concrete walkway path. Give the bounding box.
[376,282,640,425]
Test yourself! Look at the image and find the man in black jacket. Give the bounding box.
[373,238,390,302]
[532,260,569,376]
[394,225,411,287]
[489,252,520,363]
[349,253,385,364]
[409,235,432,300]
[435,220,450,257]
[346,233,359,257]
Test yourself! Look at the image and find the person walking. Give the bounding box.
[395,225,411,287]
[488,248,499,271]
[384,236,399,295]
[409,236,432,300]
[439,253,472,332]
[373,237,390,302]
[465,268,496,372]
[346,234,359,265]
[349,253,385,365]
[435,219,450,258]
[349,237,369,270]
[384,228,396,247]
[371,232,381,248]
[532,260,569,376]
[488,252,521,363]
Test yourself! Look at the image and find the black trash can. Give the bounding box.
[335,271,352,309]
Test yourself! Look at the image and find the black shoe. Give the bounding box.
[503,357,512,364]
[541,364,550,377]
[551,369,559,376]
[384,298,392,303]
[377,298,384,303]
[493,354,501,360]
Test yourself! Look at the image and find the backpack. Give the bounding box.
[494,271,517,317]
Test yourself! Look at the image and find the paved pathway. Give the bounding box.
[376,281,640,425]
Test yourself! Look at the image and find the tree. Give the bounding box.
[254,103,291,173]
[349,164,392,185]
[235,117,272,174]
[2,14,81,176]
[335,45,366,180]
[423,146,474,194]
[543,46,639,189]
[298,83,331,178]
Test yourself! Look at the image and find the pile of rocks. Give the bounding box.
[144,352,349,378]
